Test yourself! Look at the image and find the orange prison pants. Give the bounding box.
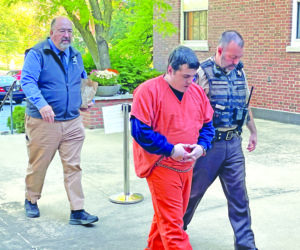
[24,115,85,210]
[146,166,193,250]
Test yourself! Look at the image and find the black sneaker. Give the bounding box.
[24,199,40,218]
[69,209,98,225]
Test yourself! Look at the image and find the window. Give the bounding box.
[184,11,207,40]
[181,0,208,51]
[286,0,300,52]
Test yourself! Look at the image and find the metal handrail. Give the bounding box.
[0,80,17,110]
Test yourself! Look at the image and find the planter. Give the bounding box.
[96,84,121,97]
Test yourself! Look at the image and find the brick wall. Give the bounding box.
[80,97,133,129]
[153,0,300,114]
[153,0,181,71]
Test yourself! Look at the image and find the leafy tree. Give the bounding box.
[110,0,176,64]
[109,0,176,92]
[0,4,18,68]
[6,0,112,69]
[0,1,47,68]
[7,0,176,71]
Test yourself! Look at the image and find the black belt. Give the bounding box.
[213,129,241,142]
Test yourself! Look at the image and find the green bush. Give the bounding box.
[82,52,96,74]
[110,52,162,93]
[7,106,26,133]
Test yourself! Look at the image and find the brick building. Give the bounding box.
[153,0,300,124]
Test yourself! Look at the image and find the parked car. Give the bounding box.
[0,75,25,104]
[6,70,22,81]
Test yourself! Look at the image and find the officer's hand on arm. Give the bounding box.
[39,105,55,123]
[182,144,205,162]
[171,144,188,161]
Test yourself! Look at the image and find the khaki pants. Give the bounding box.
[25,115,85,210]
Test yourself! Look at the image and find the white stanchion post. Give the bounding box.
[109,103,144,204]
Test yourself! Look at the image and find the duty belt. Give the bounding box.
[214,129,241,142]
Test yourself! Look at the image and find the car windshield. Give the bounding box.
[6,70,20,76]
[0,76,16,87]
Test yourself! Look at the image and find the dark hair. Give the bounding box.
[219,30,244,48]
[167,46,200,71]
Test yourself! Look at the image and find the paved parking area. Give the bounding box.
[0,118,299,249]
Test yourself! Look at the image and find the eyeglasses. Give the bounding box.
[57,29,73,34]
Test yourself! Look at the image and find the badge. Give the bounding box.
[72,56,77,64]
[215,104,225,110]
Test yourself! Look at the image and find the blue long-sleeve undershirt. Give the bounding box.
[197,121,215,150]
[130,117,214,156]
[131,117,174,156]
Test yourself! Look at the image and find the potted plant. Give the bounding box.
[89,69,120,96]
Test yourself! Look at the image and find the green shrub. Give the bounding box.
[7,106,26,133]
[82,52,96,74]
[110,54,162,93]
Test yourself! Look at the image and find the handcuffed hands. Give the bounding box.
[170,143,188,161]
[171,144,205,162]
[181,144,204,162]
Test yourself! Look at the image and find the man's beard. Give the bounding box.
[220,55,236,72]
[60,40,71,50]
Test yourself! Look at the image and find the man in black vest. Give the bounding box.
[21,16,98,225]
[183,31,258,250]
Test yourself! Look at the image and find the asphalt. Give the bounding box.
[0,118,299,250]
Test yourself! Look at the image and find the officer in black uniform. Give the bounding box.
[183,30,258,250]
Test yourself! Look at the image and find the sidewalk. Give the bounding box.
[0,118,299,250]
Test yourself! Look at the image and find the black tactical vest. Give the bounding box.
[200,58,247,129]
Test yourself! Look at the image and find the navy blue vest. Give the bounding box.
[200,58,247,128]
[25,39,84,121]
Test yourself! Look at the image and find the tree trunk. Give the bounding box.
[97,39,111,69]
[89,0,112,70]
[65,9,101,70]
[63,0,113,70]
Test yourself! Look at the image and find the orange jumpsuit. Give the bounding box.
[131,75,213,250]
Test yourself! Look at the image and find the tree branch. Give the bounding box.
[63,4,101,69]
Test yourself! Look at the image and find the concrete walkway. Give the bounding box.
[0,118,299,250]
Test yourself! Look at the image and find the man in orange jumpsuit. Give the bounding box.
[131,46,215,249]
